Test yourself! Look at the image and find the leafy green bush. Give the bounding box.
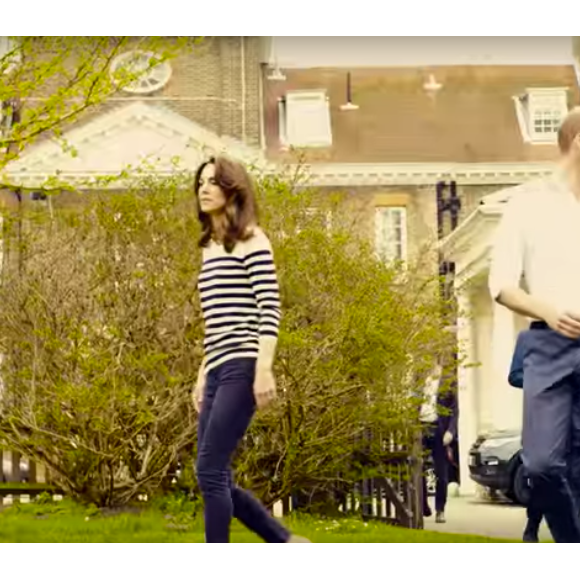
[0,176,201,506]
[236,172,454,507]
[0,168,452,507]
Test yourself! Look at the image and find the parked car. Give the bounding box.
[469,428,530,505]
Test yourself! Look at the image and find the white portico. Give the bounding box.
[440,184,547,494]
[2,101,266,190]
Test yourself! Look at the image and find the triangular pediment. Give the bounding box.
[5,101,265,187]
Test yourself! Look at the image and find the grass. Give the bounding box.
[0,498,511,542]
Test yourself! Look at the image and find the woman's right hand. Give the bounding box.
[193,364,206,413]
[193,381,204,413]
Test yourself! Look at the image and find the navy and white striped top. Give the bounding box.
[198,227,281,374]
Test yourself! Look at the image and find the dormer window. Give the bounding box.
[278,90,332,148]
[514,88,568,144]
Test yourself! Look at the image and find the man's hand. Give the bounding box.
[443,431,453,446]
[544,309,580,340]
[253,368,277,410]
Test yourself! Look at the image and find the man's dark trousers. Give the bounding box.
[422,422,449,515]
[522,322,580,542]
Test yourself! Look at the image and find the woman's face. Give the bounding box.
[197,163,227,215]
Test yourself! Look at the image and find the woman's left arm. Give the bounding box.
[242,230,281,370]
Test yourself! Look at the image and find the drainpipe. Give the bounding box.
[240,36,247,143]
[436,179,462,486]
[258,65,266,151]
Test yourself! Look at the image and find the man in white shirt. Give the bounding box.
[488,107,580,543]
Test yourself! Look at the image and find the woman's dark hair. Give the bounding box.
[194,155,259,253]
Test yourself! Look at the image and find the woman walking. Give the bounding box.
[192,155,307,543]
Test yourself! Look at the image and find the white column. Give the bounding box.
[456,289,478,495]
[490,301,522,431]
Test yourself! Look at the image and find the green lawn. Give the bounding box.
[0,499,510,542]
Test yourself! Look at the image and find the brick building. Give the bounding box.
[3,36,580,494]
[262,63,580,264]
[2,36,267,189]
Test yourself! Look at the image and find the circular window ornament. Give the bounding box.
[110,50,172,95]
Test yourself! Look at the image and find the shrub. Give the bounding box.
[0,168,453,507]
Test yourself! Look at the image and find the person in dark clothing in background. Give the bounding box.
[421,356,458,524]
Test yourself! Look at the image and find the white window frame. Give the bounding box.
[515,88,568,144]
[277,97,288,148]
[279,89,332,148]
[375,206,408,264]
[109,50,172,95]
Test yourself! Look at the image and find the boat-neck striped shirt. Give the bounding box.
[198,227,281,374]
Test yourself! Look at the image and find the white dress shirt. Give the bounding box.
[488,173,580,315]
[420,364,442,423]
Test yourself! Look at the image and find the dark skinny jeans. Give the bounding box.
[196,357,290,543]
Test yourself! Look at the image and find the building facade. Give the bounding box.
[3,36,580,493]
[2,36,267,190]
[261,36,580,492]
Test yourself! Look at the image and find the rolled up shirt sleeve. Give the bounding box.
[488,195,526,301]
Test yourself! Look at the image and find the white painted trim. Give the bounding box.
[284,90,333,148]
[455,249,492,290]
[513,96,532,144]
[439,206,504,256]
[109,51,172,95]
[2,101,267,188]
[289,161,557,187]
[4,162,557,191]
[525,86,570,95]
[528,88,568,144]
[439,208,486,254]
[7,101,257,170]
[444,214,497,284]
[439,180,534,256]
[277,98,288,147]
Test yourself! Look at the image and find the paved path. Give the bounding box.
[424,494,551,541]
